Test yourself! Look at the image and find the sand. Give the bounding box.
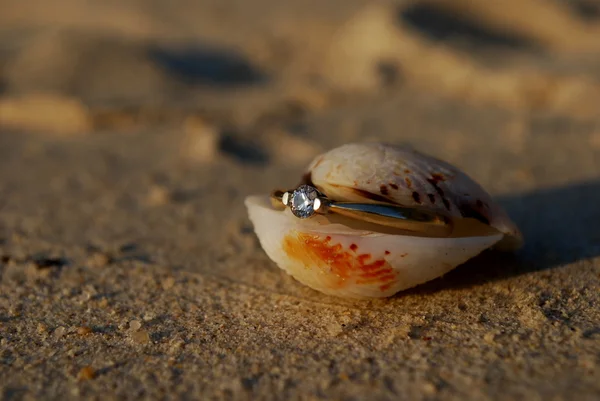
[0,0,599,400]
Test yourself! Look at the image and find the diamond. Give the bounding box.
[289,185,319,218]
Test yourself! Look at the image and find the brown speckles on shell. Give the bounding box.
[426,178,444,196]
[442,198,451,211]
[458,205,490,225]
[458,199,491,225]
[426,177,451,211]
[429,173,446,184]
[303,142,522,249]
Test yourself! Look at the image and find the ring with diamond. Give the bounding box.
[270,185,453,236]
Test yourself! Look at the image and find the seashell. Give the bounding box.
[245,142,523,299]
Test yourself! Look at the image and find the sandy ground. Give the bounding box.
[1,0,600,400]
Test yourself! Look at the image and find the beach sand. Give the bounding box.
[1,0,599,399]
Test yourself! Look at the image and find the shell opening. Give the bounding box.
[258,194,503,240]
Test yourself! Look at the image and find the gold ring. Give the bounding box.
[270,185,453,237]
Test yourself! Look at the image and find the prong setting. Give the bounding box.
[313,198,322,211]
[289,185,320,218]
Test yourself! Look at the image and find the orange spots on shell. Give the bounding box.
[380,184,389,196]
[356,272,395,285]
[357,253,372,265]
[389,183,399,190]
[282,232,398,292]
[358,264,389,278]
[405,177,412,189]
[384,250,390,255]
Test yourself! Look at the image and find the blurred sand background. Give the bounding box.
[1,0,600,399]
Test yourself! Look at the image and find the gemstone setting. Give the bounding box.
[289,185,320,218]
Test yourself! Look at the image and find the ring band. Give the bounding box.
[270,185,453,237]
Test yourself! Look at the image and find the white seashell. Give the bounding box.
[245,142,523,299]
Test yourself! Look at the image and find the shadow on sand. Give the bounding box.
[398,2,540,51]
[149,43,267,86]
